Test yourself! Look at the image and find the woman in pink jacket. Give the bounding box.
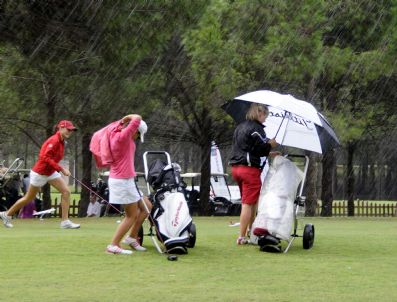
[105,114,152,255]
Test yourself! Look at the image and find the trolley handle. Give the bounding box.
[284,154,307,159]
[284,154,309,198]
[0,158,24,180]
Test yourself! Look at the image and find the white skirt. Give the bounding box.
[108,177,142,204]
[30,170,61,187]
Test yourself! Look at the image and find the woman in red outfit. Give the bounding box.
[0,120,80,229]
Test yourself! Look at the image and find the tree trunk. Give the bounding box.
[42,79,56,210]
[73,134,79,193]
[183,146,189,173]
[321,148,335,216]
[198,139,211,215]
[42,184,51,210]
[359,153,368,198]
[78,132,92,217]
[369,164,376,199]
[388,155,397,199]
[378,161,385,200]
[346,141,356,216]
[305,153,318,216]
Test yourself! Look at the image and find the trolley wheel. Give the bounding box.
[302,224,315,249]
[138,225,144,245]
[186,223,196,248]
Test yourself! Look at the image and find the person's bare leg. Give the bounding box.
[129,197,152,238]
[48,177,70,221]
[239,204,252,238]
[111,203,137,246]
[247,203,258,236]
[6,185,41,216]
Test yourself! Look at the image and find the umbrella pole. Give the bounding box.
[279,111,291,143]
[273,110,290,139]
[261,111,290,169]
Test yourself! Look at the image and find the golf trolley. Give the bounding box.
[180,171,241,216]
[142,151,196,254]
[209,172,241,216]
[252,154,315,253]
[0,158,25,212]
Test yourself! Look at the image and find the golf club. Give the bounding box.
[71,174,177,261]
[138,191,178,261]
[70,174,123,215]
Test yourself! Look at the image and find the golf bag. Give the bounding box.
[251,155,304,252]
[147,157,196,254]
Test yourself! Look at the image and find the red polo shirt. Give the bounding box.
[32,131,65,176]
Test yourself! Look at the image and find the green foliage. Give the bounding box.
[329,107,370,143]
[183,1,247,104]
[252,1,327,89]
[323,0,395,51]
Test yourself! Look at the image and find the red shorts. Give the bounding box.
[231,165,261,205]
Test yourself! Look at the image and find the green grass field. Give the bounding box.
[1,217,396,302]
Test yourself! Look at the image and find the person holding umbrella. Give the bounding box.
[229,103,278,245]
[0,120,80,229]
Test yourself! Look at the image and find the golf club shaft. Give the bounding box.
[138,189,177,258]
[72,174,173,258]
[141,196,167,253]
[70,174,123,215]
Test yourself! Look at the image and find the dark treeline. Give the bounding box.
[1,1,397,216]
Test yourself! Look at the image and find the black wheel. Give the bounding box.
[212,197,232,216]
[231,204,241,216]
[186,223,196,248]
[138,225,144,245]
[302,224,315,249]
[187,190,200,216]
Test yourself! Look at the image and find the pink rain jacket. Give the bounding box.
[108,118,140,178]
[90,121,121,168]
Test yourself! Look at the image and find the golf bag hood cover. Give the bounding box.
[148,159,181,190]
[148,159,167,188]
[252,156,303,240]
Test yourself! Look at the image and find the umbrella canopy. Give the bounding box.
[234,90,322,125]
[222,90,340,154]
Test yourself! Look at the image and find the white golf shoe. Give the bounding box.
[0,211,13,228]
[60,219,80,229]
[122,236,146,251]
[106,245,133,255]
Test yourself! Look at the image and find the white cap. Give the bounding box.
[138,120,147,143]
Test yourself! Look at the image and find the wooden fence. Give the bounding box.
[52,198,397,218]
[53,198,80,218]
[319,200,397,217]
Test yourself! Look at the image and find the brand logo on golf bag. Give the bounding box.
[172,201,183,227]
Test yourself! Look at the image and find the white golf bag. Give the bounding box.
[144,151,196,254]
[252,156,303,243]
